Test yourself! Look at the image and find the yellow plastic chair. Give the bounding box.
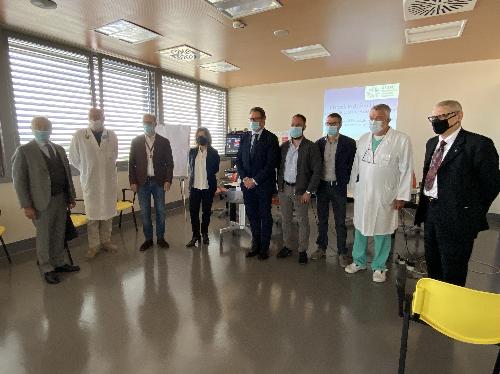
[70,213,88,229]
[0,209,11,264]
[398,278,500,374]
[63,212,88,265]
[63,198,88,265]
[117,188,137,232]
[0,225,11,264]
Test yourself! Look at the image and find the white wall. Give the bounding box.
[229,59,500,214]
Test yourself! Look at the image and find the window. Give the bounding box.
[3,32,228,175]
[162,75,198,147]
[99,58,155,161]
[7,37,92,150]
[200,85,227,154]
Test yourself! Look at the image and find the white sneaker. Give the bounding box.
[344,262,367,274]
[373,270,387,283]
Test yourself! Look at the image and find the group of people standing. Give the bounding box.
[236,105,412,284]
[236,101,499,286]
[11,99,499,288]
[10,109,221,284]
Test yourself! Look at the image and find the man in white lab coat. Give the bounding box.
[69,108,119,259]
[345,104,413,283]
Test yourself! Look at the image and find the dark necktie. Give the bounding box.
[45,144,57,161]
[250,133,257,157]
[424,140,447,191]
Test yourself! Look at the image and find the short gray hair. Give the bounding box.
[371,103,391,121]
[436,100,462,112]
[31,116,52,130]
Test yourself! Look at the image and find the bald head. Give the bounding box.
[31,116,52,131]
[88,108,104,121]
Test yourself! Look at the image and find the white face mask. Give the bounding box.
[89,119,104,132]
[250,121,261,133]
[369,120,383,134]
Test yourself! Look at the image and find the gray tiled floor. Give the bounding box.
[0,203,498,374]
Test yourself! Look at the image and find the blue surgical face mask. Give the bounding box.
[33,130,51,144]
[369,120,383,134]
[143,123,155,135]
[250,121,260,132]
[327,126,338,137]
[289,126,303,139]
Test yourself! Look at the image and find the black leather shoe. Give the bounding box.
[276,247,292,258]
[44,271,60,284]
[186,237,200,247]
[140,240,154,251]
[258,252,270,261]
[202,234,209,245]
[246,249,259,258]
[157,238,170,249]
[54,264,80,273]
[299,251,308,265]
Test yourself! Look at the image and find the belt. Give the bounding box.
[321,180,337,186]
[428,196,438,204]
[284,181,296,187]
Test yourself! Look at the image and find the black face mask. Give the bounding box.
[431,113,458,135]
[197,136,208,146]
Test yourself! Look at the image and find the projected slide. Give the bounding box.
[323,83,400,140]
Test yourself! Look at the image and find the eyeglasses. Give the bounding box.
[427,112,458,122]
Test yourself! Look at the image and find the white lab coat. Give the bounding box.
[69,128,118,220]
[349,128,413,236]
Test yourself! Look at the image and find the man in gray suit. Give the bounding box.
[12,116,80,284]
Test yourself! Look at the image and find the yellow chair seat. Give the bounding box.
[70,214,88,228]
[412,278,500,345]
[0,226,5,236]
[116,201,133,211]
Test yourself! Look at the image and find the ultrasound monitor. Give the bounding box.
[225,133,243,157]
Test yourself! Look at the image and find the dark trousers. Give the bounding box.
[243,187,273,253]
[189,188,215,238]
[424,202,475,286]
[316,181,348,254]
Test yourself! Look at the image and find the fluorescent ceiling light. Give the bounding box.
[200,61,240,73]
[205,0,282,19]
[95,19,162,44]
[30,0,57,9]
[403,0,477,21]
[158,45,211,61]
[281,44,331,61]
[405,20,467,44]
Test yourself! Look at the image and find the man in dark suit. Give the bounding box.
[415,100,500,286]
[276,114,322,264]
[129,114,174,252]
[236,107,280,260]
[312,113,356,267]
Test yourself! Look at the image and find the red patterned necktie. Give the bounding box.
[424,140,447,191]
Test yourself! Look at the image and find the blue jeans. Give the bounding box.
[137,179,166,241]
